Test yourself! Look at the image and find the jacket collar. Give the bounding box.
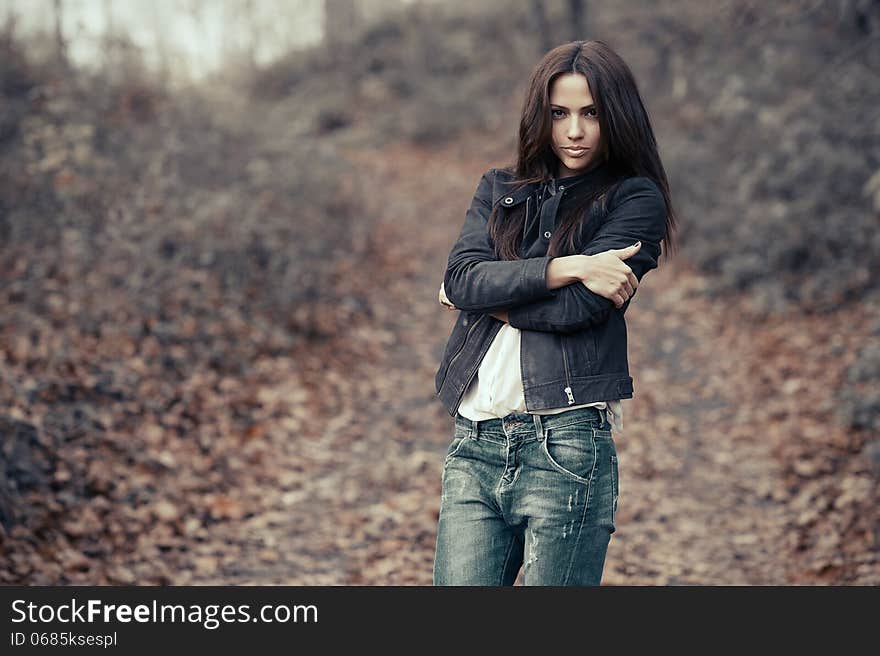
[492,161,616,209]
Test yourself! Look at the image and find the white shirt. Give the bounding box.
[457,322,624,433]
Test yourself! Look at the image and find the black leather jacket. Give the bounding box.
[435,163,668,418]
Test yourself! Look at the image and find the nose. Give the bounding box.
[567,115,584,140]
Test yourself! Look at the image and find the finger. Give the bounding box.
[627,271,639,290]
[616,241,641,259]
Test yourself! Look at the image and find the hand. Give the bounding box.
[580,242,642,308]
[439,282,457,311]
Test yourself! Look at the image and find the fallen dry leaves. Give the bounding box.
[1,134,877,585]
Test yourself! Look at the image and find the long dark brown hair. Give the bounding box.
[488,40,678,261]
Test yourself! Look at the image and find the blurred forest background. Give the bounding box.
[0,0,877,585]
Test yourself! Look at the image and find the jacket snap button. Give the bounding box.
[503,197,513,205]
[559,185,565,191]
[544,231,552,238]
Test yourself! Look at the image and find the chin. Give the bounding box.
[562,158,593,174]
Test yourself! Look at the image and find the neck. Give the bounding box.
[552,160,614,190]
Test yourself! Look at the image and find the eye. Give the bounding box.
[585,107,598,117]
[551,109,565,119]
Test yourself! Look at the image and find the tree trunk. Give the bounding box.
[53,0,68,67]
[531,0,551,54]
[568,0,588,40]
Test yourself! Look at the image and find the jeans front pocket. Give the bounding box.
[444,420,471,465]
[540,423,597,484]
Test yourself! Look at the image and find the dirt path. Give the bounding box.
[187,136,876,585]
[339,139,793,584]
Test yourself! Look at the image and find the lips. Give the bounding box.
[562,147,588,155]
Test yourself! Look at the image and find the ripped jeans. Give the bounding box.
[433,406,618,586]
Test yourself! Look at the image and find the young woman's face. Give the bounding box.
[549,72,602,177]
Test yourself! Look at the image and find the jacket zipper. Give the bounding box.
[439,313,484,397]
[538,185,575,405]
[560,337,575,405]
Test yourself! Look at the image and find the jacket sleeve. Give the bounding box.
[506,176,668,333]
[442,169,559,313]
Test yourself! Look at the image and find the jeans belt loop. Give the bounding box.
[532,413,545,442]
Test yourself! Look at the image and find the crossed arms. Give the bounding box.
[440,172,668,333]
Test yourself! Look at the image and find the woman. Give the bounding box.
[432,40,678,586]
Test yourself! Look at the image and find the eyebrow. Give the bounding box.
[551,103,596,111]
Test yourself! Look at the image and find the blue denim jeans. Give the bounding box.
[433,406,618,586]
